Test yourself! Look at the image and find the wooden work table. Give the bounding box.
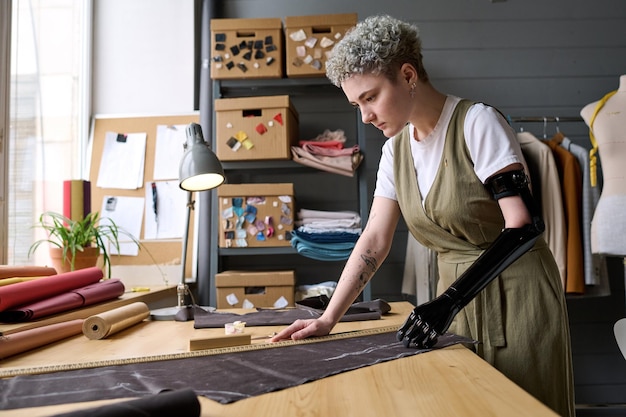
[0,301,558,417]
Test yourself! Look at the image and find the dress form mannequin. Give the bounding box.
[581,74,626,256]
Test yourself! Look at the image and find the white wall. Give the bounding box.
[91,0,196,288]
[92,0,195,115]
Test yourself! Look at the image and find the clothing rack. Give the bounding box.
[507,116,584,123]
[506,116,586,136]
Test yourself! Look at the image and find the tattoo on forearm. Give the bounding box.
[356,273,368,292]
[361,249,378,272]
[355,250,378,292]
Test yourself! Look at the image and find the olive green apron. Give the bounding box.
[393,100,575,417]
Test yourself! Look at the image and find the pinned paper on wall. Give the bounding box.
[143,180,187,240]
[153,125,187,180]
[100,195,144,256]
[96,131,146,189]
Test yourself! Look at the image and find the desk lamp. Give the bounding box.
[150,123,225,320]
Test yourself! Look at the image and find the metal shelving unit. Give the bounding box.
[206,77,369,306]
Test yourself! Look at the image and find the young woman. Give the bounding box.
[271,15,574,417]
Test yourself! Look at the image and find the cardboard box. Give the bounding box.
[215,95,299,161]
[215,270,296,309]
[210,18,284,79]
[218,183,295,248]
[284,13,357,78]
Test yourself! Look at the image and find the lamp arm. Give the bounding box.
[177,190,195,308]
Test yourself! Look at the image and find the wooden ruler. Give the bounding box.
[0,325,399,378]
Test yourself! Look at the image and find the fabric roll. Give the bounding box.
[83,302,150,340]
[194,298,390,328]
[0,267,103,312]
[0,279,126,322]
[0,265,57,280]
[0,277,40,287]
[49,389,201,417]
[0,319,84,359]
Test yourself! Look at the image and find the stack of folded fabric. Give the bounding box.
[290,208,361,261]
[0,267,125,322]
[290,129,364,177]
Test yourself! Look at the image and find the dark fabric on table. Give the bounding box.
[0,330,474,410]
[193,296,391,328]
[0,279,125,322]
[49,388,200,417]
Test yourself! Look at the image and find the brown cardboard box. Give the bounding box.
[217,183,295,248]
[215,95,299,161]
[210,18,284,79]
[215,270,295,309]
[284,13,357,78]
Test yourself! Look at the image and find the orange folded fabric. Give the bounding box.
[0,267,103,312]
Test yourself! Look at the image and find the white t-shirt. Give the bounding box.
[374,95,524,202]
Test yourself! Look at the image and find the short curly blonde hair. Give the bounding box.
[325,15,429,87]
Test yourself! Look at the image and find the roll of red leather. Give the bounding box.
[0,279,125,322]
[0,267,103,312]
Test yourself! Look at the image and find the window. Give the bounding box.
[3,0,92,265]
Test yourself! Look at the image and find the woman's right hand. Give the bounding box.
[270,318,334,342]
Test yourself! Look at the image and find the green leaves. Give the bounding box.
[28,211,140,278]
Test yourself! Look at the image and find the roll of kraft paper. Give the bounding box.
[0,267,103,312]
[0,319,84,359]
[83,302,150,340]
[0,265,57,280]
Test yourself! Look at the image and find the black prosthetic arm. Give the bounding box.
[397,170,544,348]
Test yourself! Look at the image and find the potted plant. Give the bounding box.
[28,211,140,278]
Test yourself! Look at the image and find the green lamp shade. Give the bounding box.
[179,123,225,191]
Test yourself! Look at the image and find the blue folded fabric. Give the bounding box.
[290,234,355,261]
[292,228,360,243]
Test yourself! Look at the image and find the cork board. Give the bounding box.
[89,113,199,276]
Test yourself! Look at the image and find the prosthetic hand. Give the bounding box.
[397,170,544,348]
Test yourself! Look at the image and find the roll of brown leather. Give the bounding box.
[0,319,84,359]
[0,265,57,280]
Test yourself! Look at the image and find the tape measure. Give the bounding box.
[1,325,399,378]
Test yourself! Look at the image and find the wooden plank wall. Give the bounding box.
[207,0,626,408]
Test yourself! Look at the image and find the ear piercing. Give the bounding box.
[410,82,417,98]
